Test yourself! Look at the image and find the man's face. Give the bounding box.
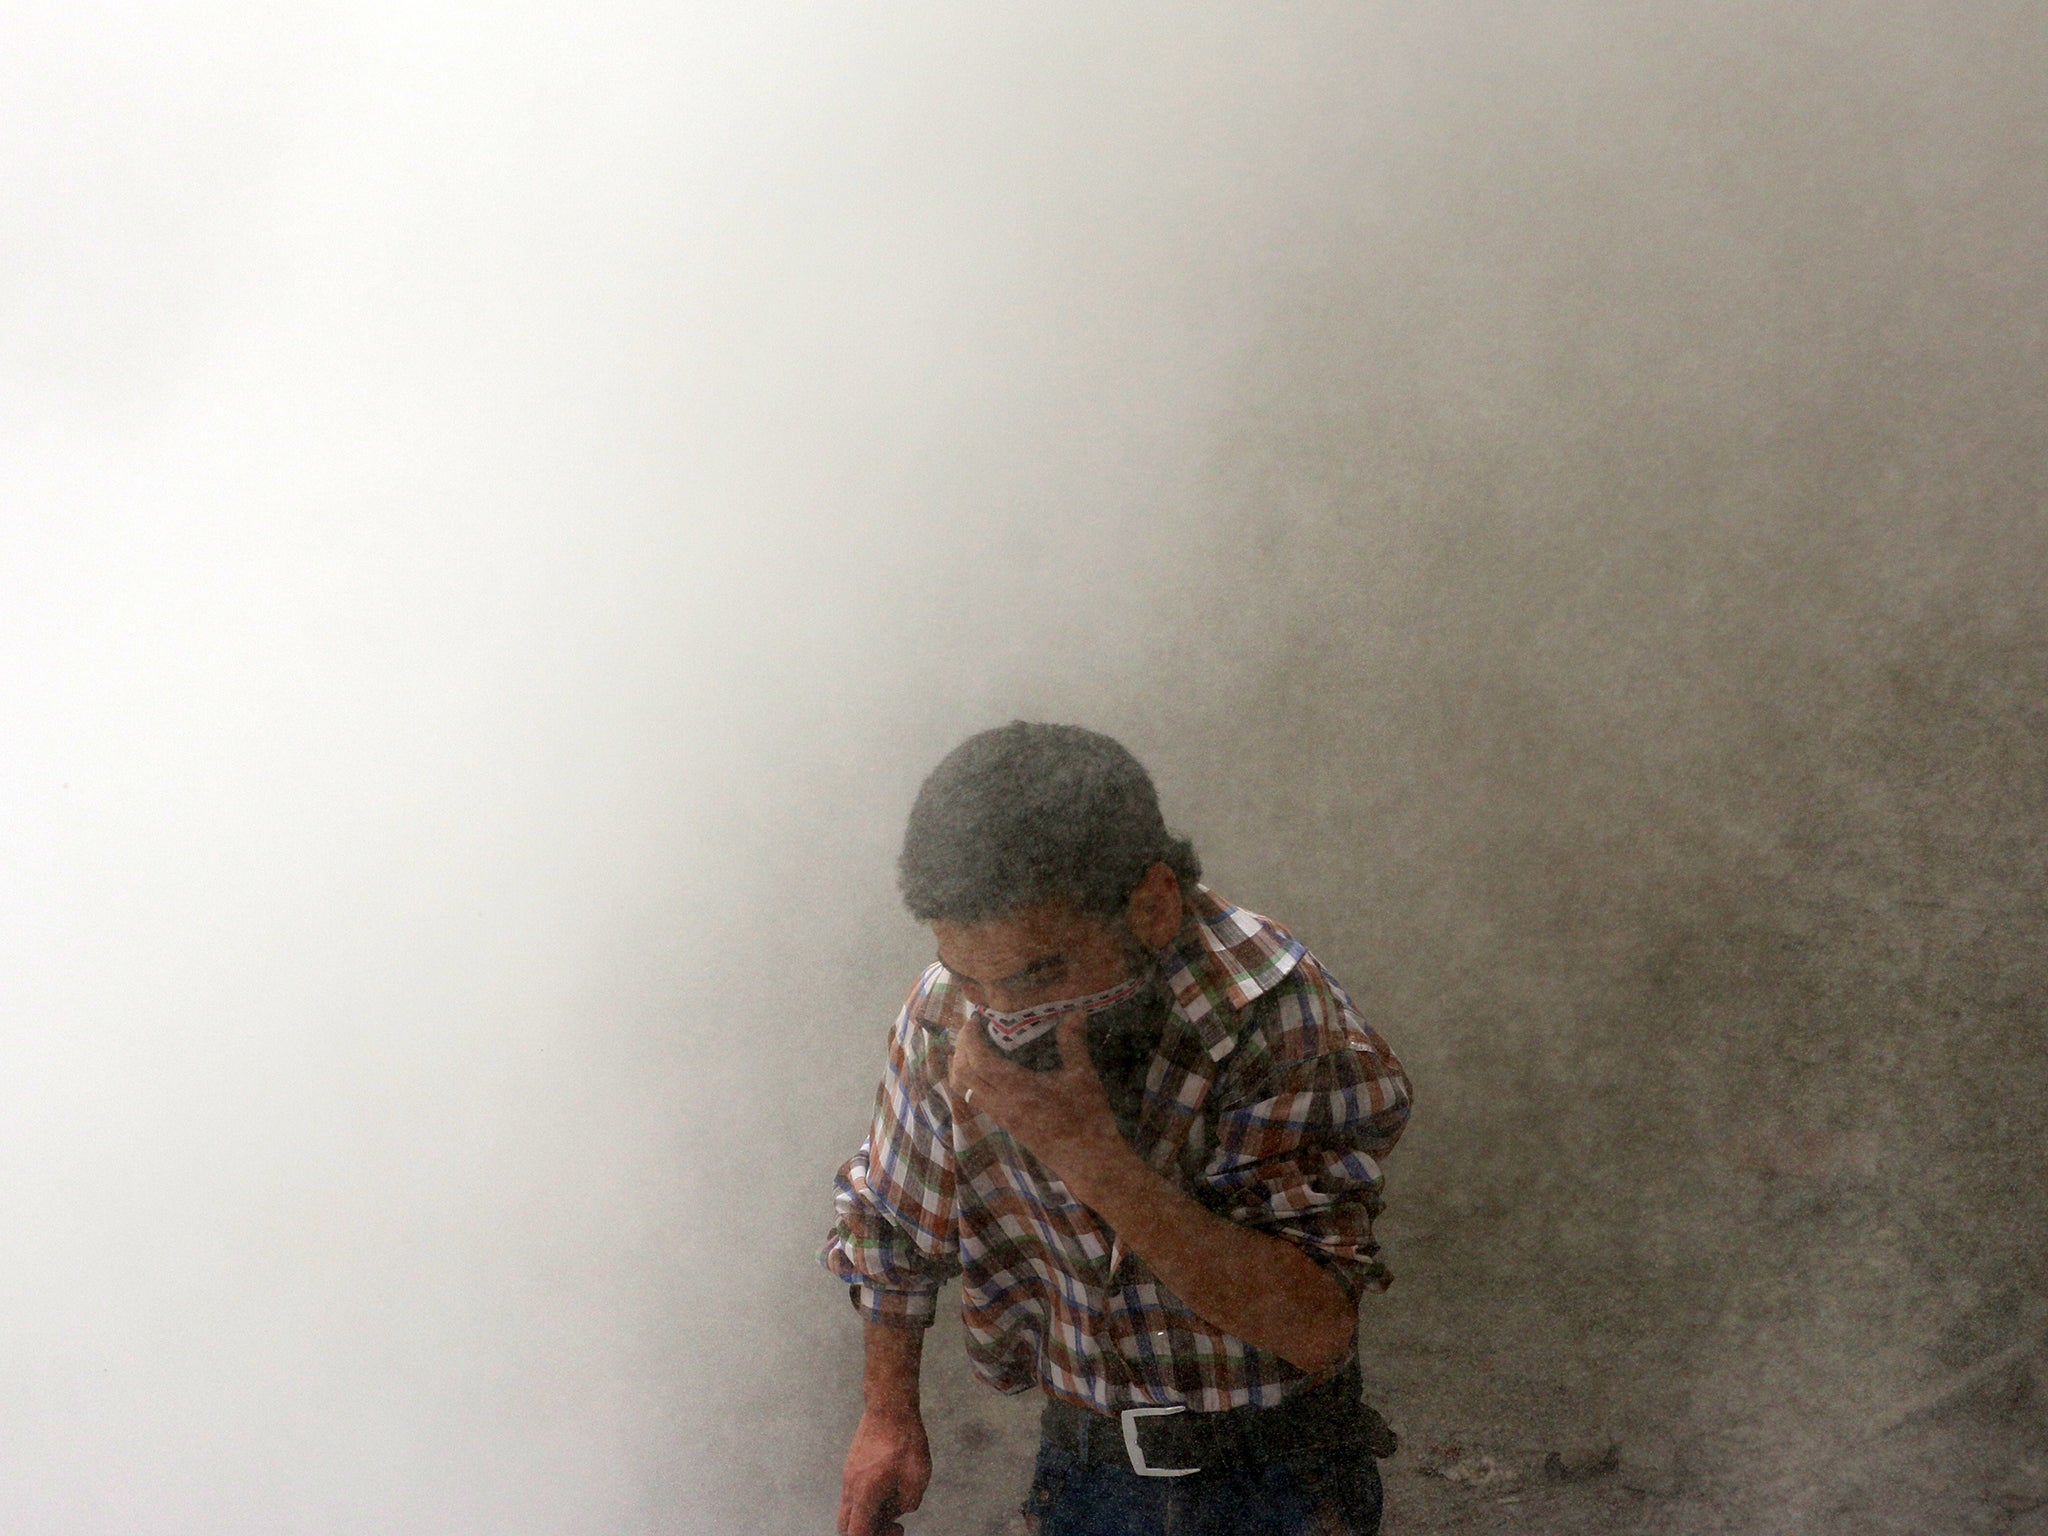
[929,898,1136,1023]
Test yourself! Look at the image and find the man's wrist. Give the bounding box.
[860,1397,924,1427]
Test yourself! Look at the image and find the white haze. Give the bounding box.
[5,4,2044,1534]
[0,7,1372,1531]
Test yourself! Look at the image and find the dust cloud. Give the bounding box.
[2,4,2042,1534]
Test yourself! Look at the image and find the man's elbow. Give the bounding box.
[1277,1272,1357,1376]
[1289,1319,1357,1378]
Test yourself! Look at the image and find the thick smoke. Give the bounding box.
[2,5,2042,1534]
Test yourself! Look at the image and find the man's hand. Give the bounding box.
[837,1407,931,1536]
[952,1007,1358,1376]
[947,1011,1120,1178]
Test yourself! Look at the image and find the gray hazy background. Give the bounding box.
[3,5,2043,1534]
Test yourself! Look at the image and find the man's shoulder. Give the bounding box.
[1242,950,1375,1062]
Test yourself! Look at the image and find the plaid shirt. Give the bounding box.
[820,887,1412,1413]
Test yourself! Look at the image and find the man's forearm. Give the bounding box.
[841,1318,933,1536]
[1050,1129,1356,1375]
[861,1317,927,1419]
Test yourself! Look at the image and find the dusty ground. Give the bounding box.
[902,1241,2048,1536]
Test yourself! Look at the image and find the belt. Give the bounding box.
[1039,1361,1397,1479]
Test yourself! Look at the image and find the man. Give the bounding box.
[821,722,1411,1536]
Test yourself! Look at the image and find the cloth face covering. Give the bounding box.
[971,977,1143,1055]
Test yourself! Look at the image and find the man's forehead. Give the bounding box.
[929,897,1114,979]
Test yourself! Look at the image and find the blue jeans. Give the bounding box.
[1021,1437,1384,1536]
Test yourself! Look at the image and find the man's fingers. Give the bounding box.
[898,1463,931,1514]
[947,1022,989,1095]
[964,1016,1010,1075]
[950,1017,992,1081]
[1053,1010,1092,1072]
[954,1017,1023,1098]
[949,1032,991,1105]
[839,1476,886,1536]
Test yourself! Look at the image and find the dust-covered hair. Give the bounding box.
[897,721,1201,924]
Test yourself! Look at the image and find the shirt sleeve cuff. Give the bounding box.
[848,1283,940,1330]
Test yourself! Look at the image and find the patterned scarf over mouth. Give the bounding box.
[970,976,1144,1055]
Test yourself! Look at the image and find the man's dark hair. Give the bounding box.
[898,721,1201,924]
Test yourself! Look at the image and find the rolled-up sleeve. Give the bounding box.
[820,975,962,1329]
[1201,983,1412,1303]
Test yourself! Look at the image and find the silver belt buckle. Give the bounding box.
[1119,1404,1200,1478]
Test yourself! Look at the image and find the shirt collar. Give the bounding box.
[1158,884,1305,1062]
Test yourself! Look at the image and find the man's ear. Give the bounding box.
[1124,861,1185,950]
